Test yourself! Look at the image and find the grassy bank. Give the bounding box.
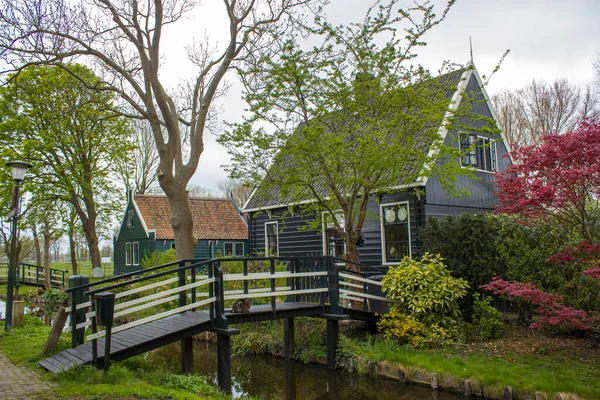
[0,316,234,399]
[231,317,599,399]
[50,261,114,279]
[341,336,598,399]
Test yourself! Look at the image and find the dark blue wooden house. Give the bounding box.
[241,62,512,267]
[114,190,248,274]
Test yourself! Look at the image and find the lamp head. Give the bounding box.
[6,160,33,182]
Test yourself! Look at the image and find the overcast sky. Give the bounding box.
[166,0,600,191]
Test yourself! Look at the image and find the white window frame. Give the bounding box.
[265,221,279,256]
[126,210,135,228]
[125,242,132,266]
[224,242,244,256]
[321,211,346,258]
[380,201,411,265]
[459,133,498,173]
[132,242,139,266]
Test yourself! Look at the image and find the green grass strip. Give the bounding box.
[346,337,599,399]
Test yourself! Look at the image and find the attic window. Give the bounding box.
[127,210,135,228]
[460,134,497,172]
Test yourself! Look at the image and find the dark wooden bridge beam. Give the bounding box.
[214,327,240,394]
[323,314,349,369]
[284,317,295,360]
[181,337,193,374]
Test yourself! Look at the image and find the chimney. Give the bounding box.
[127,186,135,203]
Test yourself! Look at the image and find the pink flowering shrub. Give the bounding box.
[481,277,597,331]
[546,240,600,281]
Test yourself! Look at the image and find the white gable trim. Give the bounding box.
[115,195,151,241]
[242,187,258,211]
[420,61,513,186]
[469,63,514,157]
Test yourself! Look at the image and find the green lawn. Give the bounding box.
[0,316,233,400]
[50,262,113,278]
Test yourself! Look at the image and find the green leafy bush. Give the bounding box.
[471,294,503,341]
[420,213,503,289]
[41,288,68,303]
[495,217,573,291]
[378,253,469,346]
[141,249,177,269]
[420,213,573,318]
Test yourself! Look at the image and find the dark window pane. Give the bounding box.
[127,210,134,228]
[235,243,244,256]
[125,243,132,265]
[133,243,139,265]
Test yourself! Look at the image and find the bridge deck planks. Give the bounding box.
[39,302,338,374]
[40,310,212,373]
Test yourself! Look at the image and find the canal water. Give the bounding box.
[147,341,464,400]
[0,299,62,325]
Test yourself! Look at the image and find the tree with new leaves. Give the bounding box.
[220,0,498,266]
[0,64,132,271]
[0,0,326,259]
[495,119,600,244]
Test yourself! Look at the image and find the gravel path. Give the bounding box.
[0,350,55,399]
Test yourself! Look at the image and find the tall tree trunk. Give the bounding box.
[80,215,101,271]
[166,189,197,260]
[42,217,52,290]
[32,221,42,266]
[71,192,102,270]
[68,223,78,276]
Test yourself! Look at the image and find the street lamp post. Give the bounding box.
[5,160,32,331]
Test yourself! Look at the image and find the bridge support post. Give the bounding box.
[69,275,89,348]
[178,262,194,374]
[214,327,239,393]
[284,317,295,360]
[213,261,240,393]
[181,337,193,374]
[324,257,348,369]
[327,319,338,369]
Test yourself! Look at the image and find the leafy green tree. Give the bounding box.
[220,1,496,266]
[0,0,325,260]
[0,64,132,271]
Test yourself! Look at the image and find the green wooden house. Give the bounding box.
[113,189,248,274]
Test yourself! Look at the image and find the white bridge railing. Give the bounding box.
[65,256,392,354]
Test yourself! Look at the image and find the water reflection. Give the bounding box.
[147,341,463,400]
[0,300,62,325]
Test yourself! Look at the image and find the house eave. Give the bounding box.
[242,182,424,213]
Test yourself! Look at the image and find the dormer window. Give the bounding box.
[127,210,135,228]
[460,134,497,172]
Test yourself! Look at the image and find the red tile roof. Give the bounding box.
[134,195,247,241]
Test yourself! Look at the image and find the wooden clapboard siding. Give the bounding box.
[247,190,423,267]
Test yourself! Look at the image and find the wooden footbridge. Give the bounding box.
[0,262,67,288]
[39,256,390,393]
